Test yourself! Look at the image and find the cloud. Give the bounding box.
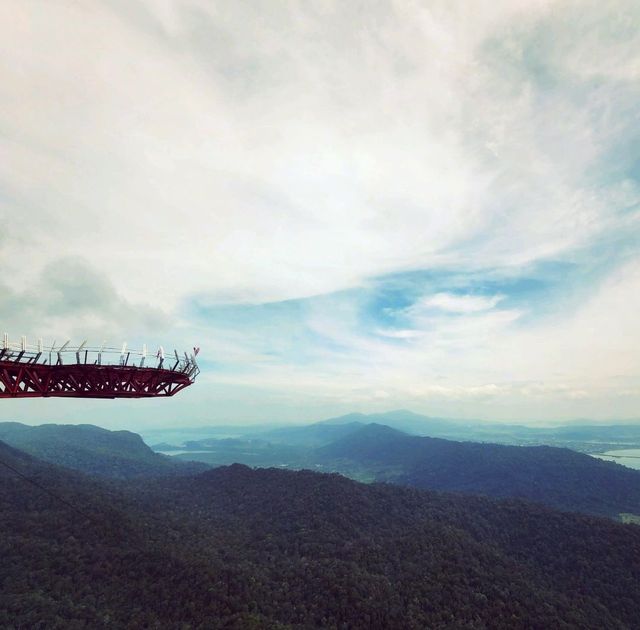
[0,257,170,346]
[1,1,639,423]
[2,0,638,309]
[408,292,505,314]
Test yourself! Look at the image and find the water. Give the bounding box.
[141,429,245,446]
[592,449,640,471]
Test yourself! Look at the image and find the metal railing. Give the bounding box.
[0,333,200,380]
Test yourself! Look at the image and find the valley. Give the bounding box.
[140,411,640,520]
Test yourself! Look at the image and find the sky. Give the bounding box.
[1,0,639,428]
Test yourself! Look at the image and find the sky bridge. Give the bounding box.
[0,334,199,399]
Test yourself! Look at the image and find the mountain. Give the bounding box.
[159,437,312,468]
[0,422,208,479]
[316,412,370,425]
[316,410,640,451]
[145,418,640,519]
[229,409,465,447]
[0,440,233,628]
[149,420,368,450]
[3,440,640,628]
[145,411,640,468]
[156,428,367,467]
[318,423,640,518]
[0,438,52,472]
[141,422,289,446]
[235,420,367,447]
[320,409,465,436]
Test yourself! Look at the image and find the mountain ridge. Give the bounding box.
[0,421,208,478]
[319,423,640,518]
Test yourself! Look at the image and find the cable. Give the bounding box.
[0,456,97,524]
[0,454,154,555]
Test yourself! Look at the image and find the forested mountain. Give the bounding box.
[150,419,640,519]
[313,410,640,449]
[0,422,207,479]
[158,436,312,468]
[147,410,640,463]
[253,420,366,446]
[2,439,640,628]
[318,409,467,436]
[319,424,640,518]
[163,421,367,451]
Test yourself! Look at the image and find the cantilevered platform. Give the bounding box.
[0,335,199,399]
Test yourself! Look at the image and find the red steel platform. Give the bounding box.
[0,336,199,399]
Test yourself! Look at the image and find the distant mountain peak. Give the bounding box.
[317,412,370,425]
[360,422,408,437]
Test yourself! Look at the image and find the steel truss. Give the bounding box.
[0,361,193,399]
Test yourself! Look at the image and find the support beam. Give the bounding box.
[0,361,193,399]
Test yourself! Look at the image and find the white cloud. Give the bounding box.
[376,328,424,339]
[2,0,637,314]
[410,293,505,313]
[1,1,639,423]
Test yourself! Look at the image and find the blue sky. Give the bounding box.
[1,0,639,427]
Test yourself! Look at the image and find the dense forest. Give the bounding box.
[5,420,640,520]
[2,439,640,628]
[318,423,640,518]
[5,420,640,521]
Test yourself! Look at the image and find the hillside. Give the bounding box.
[2,440,640,628]
[0,422,208,479]
[320,409,466,436]
[254,420,366,446]
[314,410,640,451]
[319,424,640,518]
